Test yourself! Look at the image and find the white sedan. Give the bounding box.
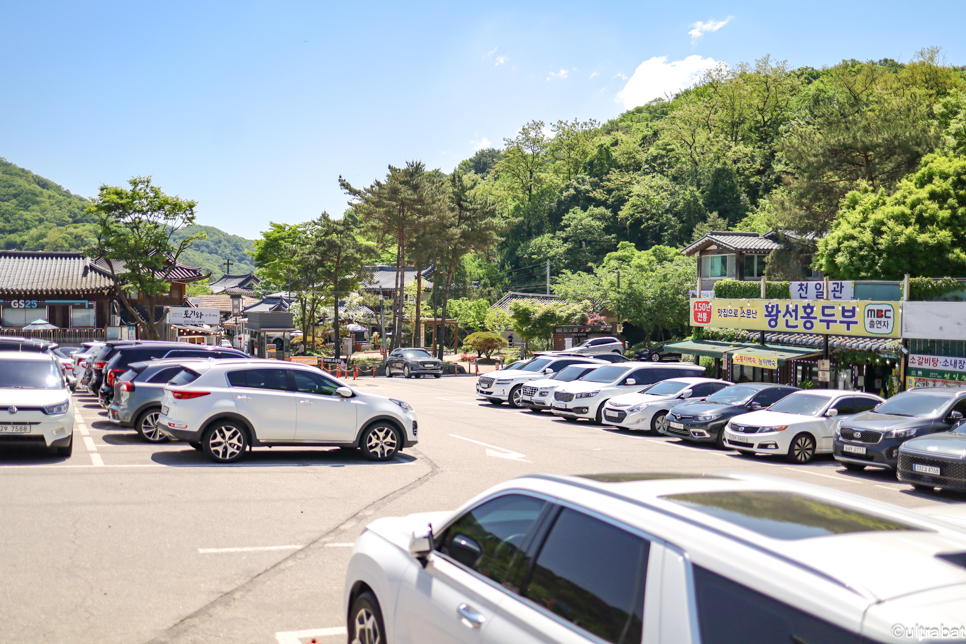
[601,377,731,432]
[722,389,884,463]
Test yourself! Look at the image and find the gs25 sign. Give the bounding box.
[8,300,40,309]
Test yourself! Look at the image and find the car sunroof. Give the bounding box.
[661,491,924,540]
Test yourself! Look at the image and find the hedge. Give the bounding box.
[712,279,790,299]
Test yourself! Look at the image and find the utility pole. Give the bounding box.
[546,259,550,295]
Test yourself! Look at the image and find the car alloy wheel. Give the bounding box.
[361,423,400,461]
[136,408,168,443]
[508,385,523,408]
[404,365,411,379]
[651,411,669,433]
[788,433,816,464]
[650,353,661,362]
[349,591,385,644]
[203,422,248,463]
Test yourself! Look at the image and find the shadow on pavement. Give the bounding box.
[0,445,69,465]
[150,447,418,468]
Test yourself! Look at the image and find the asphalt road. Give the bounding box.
[1,374,964,643]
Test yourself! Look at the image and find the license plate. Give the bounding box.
[729,437,752,447]
[162,406,169,416]
[554,404,568,410]
[843,444,866,455]
[669,422,684,429]
[0,425,30,433]
[604,411,618,419]
[913,463,941,476]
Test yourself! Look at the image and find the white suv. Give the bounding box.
[344,472,966,644]
[552,362,705,423]
[0,352,73,456]
[156,360,417,463]
[476,356,605,408]
[570,336,624,355]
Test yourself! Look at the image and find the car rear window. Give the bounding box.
[168,369,201,386]
[661,491,923,540]
[0,360,63,389]
[147,367,185,384]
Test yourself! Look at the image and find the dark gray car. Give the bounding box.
[386,348,443,379]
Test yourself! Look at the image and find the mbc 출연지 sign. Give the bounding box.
[169,307,220,326]
[690,299,900,338]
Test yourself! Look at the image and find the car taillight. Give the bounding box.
[119,381,135,393]
[107,369,124,386]
[79,361,88,368]
[172,391,210,400]
[94,361,106,370]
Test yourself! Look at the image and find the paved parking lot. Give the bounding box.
[1,375,964,643]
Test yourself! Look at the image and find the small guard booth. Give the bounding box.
[247,311,296,360]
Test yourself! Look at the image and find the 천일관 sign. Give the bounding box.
[690,299,900,338]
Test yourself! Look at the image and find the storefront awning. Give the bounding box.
[730,345,821,369]
[665,340,757,359]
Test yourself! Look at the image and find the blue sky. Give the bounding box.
[2,0,964,240]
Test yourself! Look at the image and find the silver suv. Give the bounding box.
[570,336,624,355]
[157,360,418,463]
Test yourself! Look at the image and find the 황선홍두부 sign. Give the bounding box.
[690,299,900,338]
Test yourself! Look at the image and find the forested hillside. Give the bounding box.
[0,158,254,281]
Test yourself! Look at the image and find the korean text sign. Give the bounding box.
[690,299,900,338]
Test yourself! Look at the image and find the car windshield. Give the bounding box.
[581,365,631,384]
[874,392,952,418]
[552,365,595,382]
[503,361,523,370]
[644,381,690,396]
[401,350,431,360]
[521,358,553,372]
[0,360,63,389]
[52,348,72,359]
[768,393,831,416]
[705,386,759,405]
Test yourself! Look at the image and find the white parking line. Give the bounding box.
[875,484,902,492]
[198,545,302,554]
[783,467,860,483]
[323,542,355,548]
[275,627,346,643]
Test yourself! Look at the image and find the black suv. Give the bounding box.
[98,343,247,407]
[664,383,799,447]
[833,387,966,471]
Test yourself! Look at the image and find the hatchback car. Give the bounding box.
[552,363,706,423]
[897,420,966,492]
[834,387,966,471]
[0,352,73,456]
[723,389,884,464]
[386,348,443,379]
[344,471,966,644]
[601,377,732,432]
[664,383,799,447]
[157,360,418,463]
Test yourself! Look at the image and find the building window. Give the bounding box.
[701,254,735,278]
[1,307,30,327]
[71,307,96,328]
[744,255,766,279]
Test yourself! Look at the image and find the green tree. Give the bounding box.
[816,154,966,279]
[251,222,306,294]
[86,177,205,339]
[508,300,589,357]
[463,331,508,359]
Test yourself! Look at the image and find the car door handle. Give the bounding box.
[456,603,486,628]
[299,400,314,405]
[236,395,252,401]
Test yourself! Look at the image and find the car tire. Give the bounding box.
[360,423,401,461]
[507,385,524,408]
[135,407,168,443]
[488,399,503,405]
[650,411,668,434]
[842,462,866,472]
[189,442,203,451]
[434,374,441,379]
[404,365,412,379]
[348,591,385,644]
[650,353,661,362]
[594,401,609,424]
[202,421,249,464]
[912,484,935,493]
[53,436,73,458]
[787,433,816,464]
[714,429,726,449]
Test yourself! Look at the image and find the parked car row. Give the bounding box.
[477,355,966,492]
[65,340,420,464]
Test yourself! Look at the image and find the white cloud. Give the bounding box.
[613,72,628,81]
[688,16,733,41]
[547,69,569,81]
[495,55,508,66]
[471,137,492,151]
[589,71,599,80]
[483,46,498,60]
[616,55,720,109]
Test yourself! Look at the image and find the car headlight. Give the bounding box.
[884,427,917,439]
[762,425,788,432]
[43,401,70,415]
[576,391,600,399]
[495,379,513,385]
[390,399,413,412]
[696,414,721,421]
[628,403,651,413]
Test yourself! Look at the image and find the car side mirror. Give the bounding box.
[680,389,693,398]
[748,402,761,410]
[950,411,963,422]
[544,368,554,374]
[625,379,636,386]
[825,408,839,417]
[409,524,434,567]
[447,534,483,569]
[336,386,353,398]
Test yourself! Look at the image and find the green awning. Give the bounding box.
[665,340,758,359]
[730,345,821,369]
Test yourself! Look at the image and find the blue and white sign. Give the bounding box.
[790,281,853,301]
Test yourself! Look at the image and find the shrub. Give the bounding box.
[712,278,790,299]
[464,331,508,359]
